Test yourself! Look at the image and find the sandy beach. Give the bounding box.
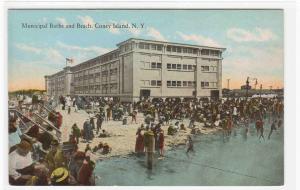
[58,106,222,162]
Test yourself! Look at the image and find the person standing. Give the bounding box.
[131,110,137,124]
[158,130,164,157]
[135,127,145,155]
[258,121,265,141]
[96,113,104,135]
[72,123,81,144]
[268,120,277,140]
[186,135,195,155]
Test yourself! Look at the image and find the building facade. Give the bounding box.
[45,38,225,102]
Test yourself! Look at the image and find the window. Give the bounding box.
[183,48,187,53]
[211,50,219,56]
[151,62,156,69]
[144,43,150,49]
[188,65,193,70]
[151,80,156,86]
[167,81,171,87]
[167,46,171,51]
[177,47,182,53]
[151,44,156,50]
[157,45,162,51]
[172,81,176,86]
[183,65,187,70]
[188,81,193,87]
[177,64,181,70]
[201,66,209,71]
[193,49,198,54]
[177,81,182,87]
[157,80,162,86]
[183,81,187,87]
[188,48,193,54]
[172,64,176,69]
[139,43,144,49]
[157,63,162,69]
[202,49,209,55]
[167,63,171,69]
[172,46,176,52]
[201,82,209,87]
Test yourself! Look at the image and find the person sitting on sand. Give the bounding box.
[84,144,91,153]
[102,143,111,155]
[98,129,110,138]
[92,142,104,153]
[167,124,177,135]
[180,123,187,131]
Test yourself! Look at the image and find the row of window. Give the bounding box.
[141,80,217,88]
[167,81,196,87]
[167,63,195,71]
[139,43,163,51]
[148,62,217,72]
[201,66,218,72]
[167,46,198,54]
[73,61,118,77]
[74,83,118,91]
[201,82,218,87]
[74,69,118,81]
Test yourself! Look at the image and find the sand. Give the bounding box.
[58,106,221,162]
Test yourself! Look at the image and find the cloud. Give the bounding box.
[227,27,277,42]
[57,41,110,55]
[146,27,166,41]
[222,46,283,88]
[56,17,68,26]
[56,41,112,64]
[15,43,41,54]
[77,15,95,30]
[45,48,65,62]
[38,17,47,23]
[176,31,221,47]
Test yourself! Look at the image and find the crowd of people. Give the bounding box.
[9,95,96,186]
[8,93,284,186]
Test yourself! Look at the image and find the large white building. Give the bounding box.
[45,38,225,102]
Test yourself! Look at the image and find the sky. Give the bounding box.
[8,9,284,91]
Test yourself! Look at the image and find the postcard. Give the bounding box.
[7,8,284,187]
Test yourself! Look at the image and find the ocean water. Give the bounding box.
[94,119,284,186]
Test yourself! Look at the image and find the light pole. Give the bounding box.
[259,84,262,99]
[227,78,230,89]
[246,77,249,101]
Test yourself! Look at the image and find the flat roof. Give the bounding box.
[117,38,226,50]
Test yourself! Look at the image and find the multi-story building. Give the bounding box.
[45,38,225,102]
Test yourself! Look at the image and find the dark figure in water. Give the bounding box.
[268,120,277,140]
[258,123,265,141]
[186,136,195,155]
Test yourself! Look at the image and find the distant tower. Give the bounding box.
[227,79,230,89]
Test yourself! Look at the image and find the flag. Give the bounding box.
[66,58,74,64]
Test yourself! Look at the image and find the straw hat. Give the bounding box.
[50,167,69,183]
